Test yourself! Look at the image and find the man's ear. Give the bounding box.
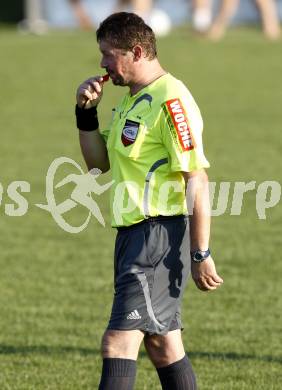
[132,45,143,61]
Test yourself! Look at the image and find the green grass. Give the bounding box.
[0,25,281,389]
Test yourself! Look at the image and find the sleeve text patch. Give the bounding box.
[164,98,194,151]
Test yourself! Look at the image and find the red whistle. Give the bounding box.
[102,74,110,82]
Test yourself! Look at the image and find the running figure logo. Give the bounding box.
[36,157,114,233]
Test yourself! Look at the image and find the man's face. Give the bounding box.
[99,40,134,86]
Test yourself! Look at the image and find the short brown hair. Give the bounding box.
[96,12,157,60]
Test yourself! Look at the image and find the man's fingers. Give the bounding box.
[90,80,102,93]
[193,279,207,291]
[83,89,94,100]
[212,274,224,284]
[86,77,104,88]
[201,278,217,290]
[206,277,221,288]
[79,89,94,107]
[193,273,223,291]
[78,87,100,108]
[84,81,102,94]
[78,78,103,97]
[90,76,103,84]
[196,279,216,291]
[196,284,207,291]
[204,272,224,289]
[193,275,212,291]
[77,87,92,101]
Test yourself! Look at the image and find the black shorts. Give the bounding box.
[107,215,191,335]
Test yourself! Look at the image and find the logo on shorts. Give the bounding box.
[163,98,194,152]
[121,120,139,146]
[127,310,142,320]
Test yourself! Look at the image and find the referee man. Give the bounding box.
[75,12,223,390]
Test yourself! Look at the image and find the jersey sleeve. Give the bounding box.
[99,126,110,143]
[160,88,210,173]
[99,107,117,143]
[99,106,120,144]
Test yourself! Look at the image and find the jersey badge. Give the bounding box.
[121,119,139,146]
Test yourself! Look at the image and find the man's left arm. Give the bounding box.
[183,169,224,291]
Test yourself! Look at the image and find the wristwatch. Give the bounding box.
[190,248,210,263]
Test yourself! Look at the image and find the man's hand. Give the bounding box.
[76,76,104,109]
[191,256,223,291]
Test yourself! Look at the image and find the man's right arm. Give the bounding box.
[79,130,110,173]
[76,76,110,173]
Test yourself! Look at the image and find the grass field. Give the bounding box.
[0,25,281,389]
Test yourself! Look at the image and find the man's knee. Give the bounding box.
[101,330,117,357]
[144,330,185,367]
[101,330,144,359]
[144,335,171,366]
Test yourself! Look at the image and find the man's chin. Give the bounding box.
[111,76,126,86]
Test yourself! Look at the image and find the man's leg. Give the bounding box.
[255,0,280,40]
[192,0,212,33]
[98,329,144,390]
[144,329,197,390]
[68,0,93,30]
[208,0,239,40]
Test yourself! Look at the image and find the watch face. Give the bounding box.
[191,249,210,263]
[195,252,203,261]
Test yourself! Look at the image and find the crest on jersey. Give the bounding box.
[162,98,194,152]
[121,119,140,146]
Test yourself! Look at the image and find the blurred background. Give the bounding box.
[1,0,282,37]
[0,1,281,389]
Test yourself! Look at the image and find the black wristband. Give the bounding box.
[75,104,99,131]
